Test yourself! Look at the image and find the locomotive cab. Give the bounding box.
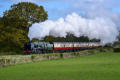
[24,42,32,54]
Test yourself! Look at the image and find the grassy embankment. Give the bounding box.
[0,52,120,80]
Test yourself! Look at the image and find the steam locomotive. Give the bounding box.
[24,42,101,54]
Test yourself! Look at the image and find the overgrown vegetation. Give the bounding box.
[114,48,120,52]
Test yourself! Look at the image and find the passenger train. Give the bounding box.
[24,42,101,54]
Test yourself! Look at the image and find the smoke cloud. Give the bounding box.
[28,12,119,44]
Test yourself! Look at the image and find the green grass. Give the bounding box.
[0,52,120,80]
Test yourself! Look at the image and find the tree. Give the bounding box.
[0,2,48,52]
[2,2,48,29]
[0,25,28,51]
[42,33,100,42]
[43,36,55,42]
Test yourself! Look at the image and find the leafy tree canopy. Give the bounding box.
[2,2,48,29]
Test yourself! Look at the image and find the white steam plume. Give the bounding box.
[28,13,119,44]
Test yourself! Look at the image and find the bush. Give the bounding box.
[0,58,5,66]
[6,59,11,64]
[87,50,95,54]
[46,55,50,60]
[98,47,106,52]
[74,52,80,56]
[114,48,120,52]
[31,55,36,61]
[60,53,63,58]
[72,52,76,56]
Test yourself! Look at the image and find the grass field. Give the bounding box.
[0,52,120,80]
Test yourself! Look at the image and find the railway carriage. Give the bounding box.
[24,42,101,54]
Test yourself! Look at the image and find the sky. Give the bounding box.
[0,0,120,20]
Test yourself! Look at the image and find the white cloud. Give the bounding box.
[28,13,119,44]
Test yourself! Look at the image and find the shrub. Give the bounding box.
[98,47,106,52]
[6,59,11,64]
[0,59,5,66]
[46,55,50,60]
[72,52,76,56]
[114,48,120,52]
[75,52,80,56]
[87,50,95,54]
[60,53,63,58]
[31,55,36,61]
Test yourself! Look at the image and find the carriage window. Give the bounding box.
[34,45,38,48]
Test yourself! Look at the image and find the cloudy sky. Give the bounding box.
[0,0,120,20]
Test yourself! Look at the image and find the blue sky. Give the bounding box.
[0,0,120,20]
